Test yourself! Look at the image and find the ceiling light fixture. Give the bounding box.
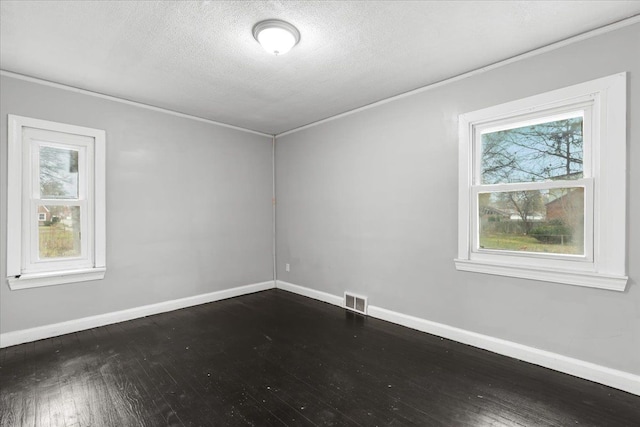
[253,19,300,56]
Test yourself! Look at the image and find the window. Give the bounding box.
[455,73,627,291]
[7,115,106,289]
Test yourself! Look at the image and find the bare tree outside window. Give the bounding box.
[38,146,81,258]
[478,115,585,254]
[40,146,79,199]
[481,116,583,184]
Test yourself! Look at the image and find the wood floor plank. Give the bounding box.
[1,289,639,426]
[128,311,289,426]
[0,341,36,427]
[227,292,512,425]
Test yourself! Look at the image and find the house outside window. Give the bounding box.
[7,115,106,290]
[455,73,627,291]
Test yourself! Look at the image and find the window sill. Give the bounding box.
[7,268,106,290]
[454,259,627,291]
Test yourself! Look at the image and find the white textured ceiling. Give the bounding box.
[1,1,639,135]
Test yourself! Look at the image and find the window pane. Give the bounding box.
[478,187,584,255]
[40,146,79,199]
[481,115,583,184]
[38,205,81,258]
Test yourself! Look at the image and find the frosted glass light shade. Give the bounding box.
[253,20,300,55]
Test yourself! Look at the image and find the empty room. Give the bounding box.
[1,1,639,425]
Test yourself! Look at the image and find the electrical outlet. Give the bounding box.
[285,263,290,272]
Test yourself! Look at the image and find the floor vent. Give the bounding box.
[344,292,368,315]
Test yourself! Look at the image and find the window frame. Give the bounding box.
[455,73,627,291]
[7,115,106,290]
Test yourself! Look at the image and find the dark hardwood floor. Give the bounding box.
[1,289,639,426]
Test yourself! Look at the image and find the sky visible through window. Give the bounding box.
[481,115,583,185]
[39,146,79,199]
[478,114,585,255]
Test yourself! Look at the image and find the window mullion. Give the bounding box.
[475,179,591,193]
[457,73,627,290]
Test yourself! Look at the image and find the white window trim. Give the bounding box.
[7,115,106,290]
[455,73,627,291]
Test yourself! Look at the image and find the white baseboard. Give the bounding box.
[0,280,275,348]
[276,280,343,307]
[276,280,640,396]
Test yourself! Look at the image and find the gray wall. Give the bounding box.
[276,23,640,375]
[0,75,274,333]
